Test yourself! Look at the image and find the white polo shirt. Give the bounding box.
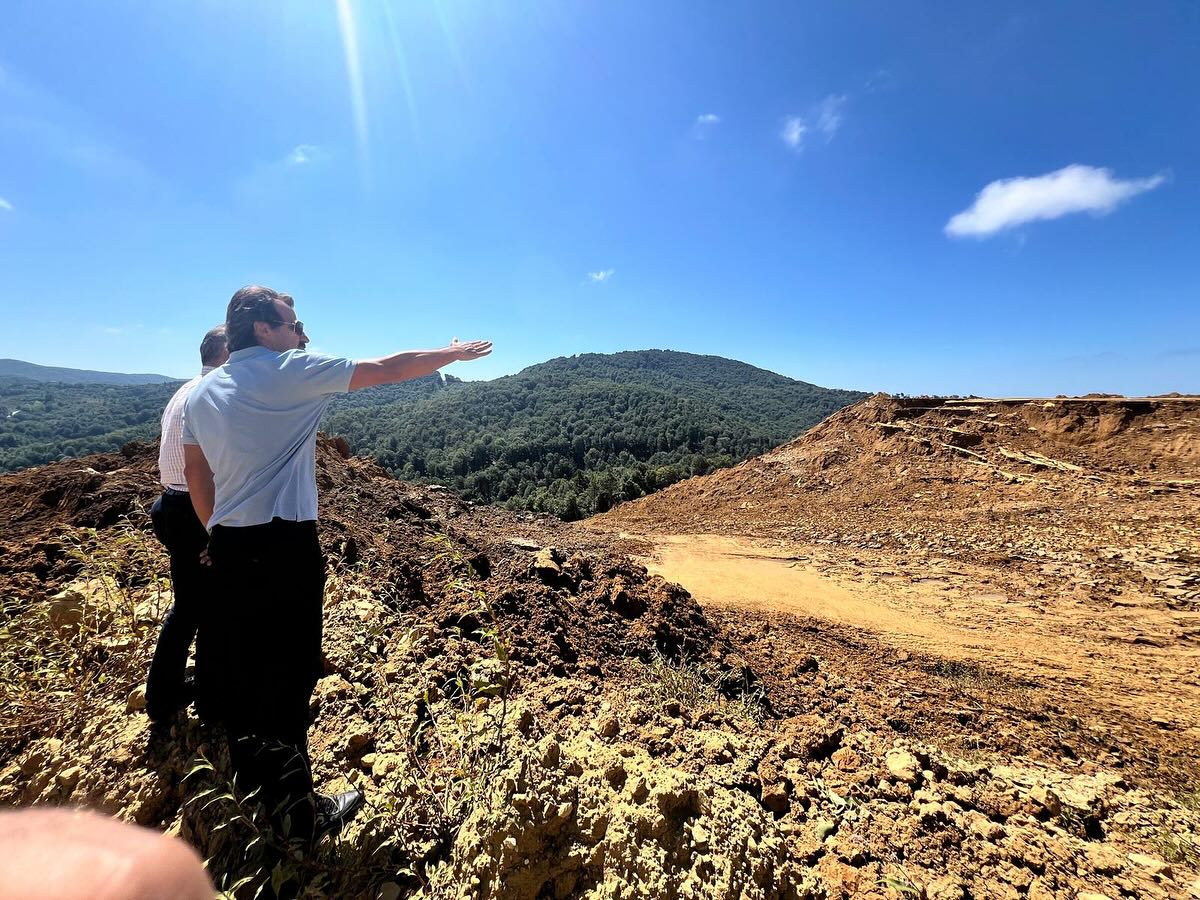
[158,366,215,491]
[181,346,357,529]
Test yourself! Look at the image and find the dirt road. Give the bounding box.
[633,532,1200,738]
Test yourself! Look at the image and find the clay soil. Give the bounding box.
[585,394,1200,895]
[1,397,1199,899]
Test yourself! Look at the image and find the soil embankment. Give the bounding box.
[2,414,1199,898]
[588,395,1200,746]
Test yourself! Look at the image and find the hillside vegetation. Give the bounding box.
[323,350,867,519]
[1,351,866,518]
[0,378,182,472]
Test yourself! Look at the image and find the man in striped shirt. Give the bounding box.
[145,325,228,724]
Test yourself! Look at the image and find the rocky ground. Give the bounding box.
[1,409,1198,898]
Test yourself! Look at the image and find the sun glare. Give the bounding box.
[334,0,370,184]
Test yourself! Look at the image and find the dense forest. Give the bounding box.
[322,351,866,519]
[1,352,867,519]
[0,378,182,471]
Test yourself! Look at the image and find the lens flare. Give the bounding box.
[335,0,370,185]
[381,0,422,144]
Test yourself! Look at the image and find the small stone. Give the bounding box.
[371,753,404,779]
[56,766,83,792]
[1085,844,1123,875]
[597,716,619,738]
[315,675,354,703]
[918,801,943,822]
[761,782,790,815]
[1127,853,1172,877]
[1027,784,1062,817]
[966,811,1005,841]
[886,748,920,784]
[540,738,562,769]
[342,720,372,755]
[126,687,147,712]
[831,747,862,772]
[377,883,402,900]
[926,875,964,900]
[534,548,561,576]
[814,819,836,840]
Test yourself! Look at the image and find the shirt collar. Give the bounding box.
[227,346,275,362]
[200,365,215,375]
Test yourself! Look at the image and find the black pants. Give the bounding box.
[208,519,326,845]
[147,490,216,721]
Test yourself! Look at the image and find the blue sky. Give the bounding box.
[0,1,1196,395]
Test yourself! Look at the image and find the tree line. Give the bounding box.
[1,351,868,519]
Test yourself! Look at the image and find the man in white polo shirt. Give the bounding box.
[181,285,490,850]
[146,324,227,724]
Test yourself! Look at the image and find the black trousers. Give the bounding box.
[208,518,326,845]
[147,490,216,721]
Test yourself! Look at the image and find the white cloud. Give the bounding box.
[780,116,807,152]
[945,164,1168,238]
[864,69,895,93]
[816,94,847,140]
[588,268,615,283]
[0,196,12,212]
[286,144,321,165]
[692,113,721,140]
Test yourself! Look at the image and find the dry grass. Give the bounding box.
[0,518,166,761]
[642,651,766,725]
[182,536,521,899]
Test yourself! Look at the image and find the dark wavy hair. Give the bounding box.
[225,285,294,352]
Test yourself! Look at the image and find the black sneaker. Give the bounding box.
[314,788,364,842]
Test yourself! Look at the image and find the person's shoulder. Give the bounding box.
[279,349,354,370]
[170,373,204,402]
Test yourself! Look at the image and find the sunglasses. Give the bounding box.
[267,319,306,335]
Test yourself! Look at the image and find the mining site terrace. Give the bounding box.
[1,393,1198,899]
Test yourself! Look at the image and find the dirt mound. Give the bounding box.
[3,434,1199,898]
[594,394,1200,608]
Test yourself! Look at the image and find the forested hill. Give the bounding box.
[0,374,450,475]
[322,350,867,519]
[1,351,867,519]
[0,359,176,384]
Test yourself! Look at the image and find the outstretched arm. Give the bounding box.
[183,444,215,528]
[348,339,492,391]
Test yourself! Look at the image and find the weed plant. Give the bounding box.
[185,535,517,899]
[0,517,166,760]
[642,651,765,725]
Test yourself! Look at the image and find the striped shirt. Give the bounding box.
[158,366,215,491]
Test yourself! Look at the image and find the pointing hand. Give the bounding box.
[449,338,493,360]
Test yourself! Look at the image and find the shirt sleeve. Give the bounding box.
[180,403,198,446]
[280,350,358,398]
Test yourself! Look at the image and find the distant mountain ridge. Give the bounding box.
[0,359,178,385]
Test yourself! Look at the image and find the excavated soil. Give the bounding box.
[2,415,1199,899]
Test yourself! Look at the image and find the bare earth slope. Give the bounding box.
[2,430,1199,898]
[588,394,1200,894]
